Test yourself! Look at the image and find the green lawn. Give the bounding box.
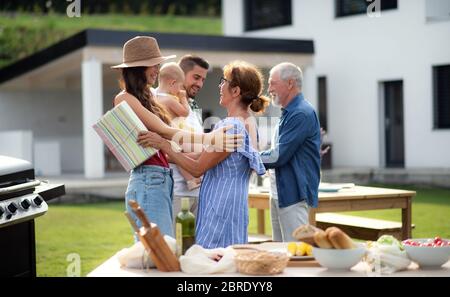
[36,185,450,276]
[36,202,133,277]
[0,13,222,67]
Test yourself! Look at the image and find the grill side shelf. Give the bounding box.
[34,183,65,202]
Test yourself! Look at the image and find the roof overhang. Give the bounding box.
[0,29,314,91]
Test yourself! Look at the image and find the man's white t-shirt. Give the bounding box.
[170,102,203,197]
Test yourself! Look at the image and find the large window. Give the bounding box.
[318,77,332,169]
[245,0,292,31]
[318,77,328,131]
[335,0,397,18]
[433,65,450,129]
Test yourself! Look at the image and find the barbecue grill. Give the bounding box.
[0,155,65,277]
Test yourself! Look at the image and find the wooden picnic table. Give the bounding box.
[248,185,416,240]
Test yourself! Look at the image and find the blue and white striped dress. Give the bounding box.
[195,118,266,248]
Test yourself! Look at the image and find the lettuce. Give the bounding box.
[377,235,404,251]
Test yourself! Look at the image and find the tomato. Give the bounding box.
[440,241,449,246]
[403,237,450,247]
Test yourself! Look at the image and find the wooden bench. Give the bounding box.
[315,213,415,241]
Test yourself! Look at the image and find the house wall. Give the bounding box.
[223,0,450,168]
[0,130,33,162]
[0,86,127,174]
[0,90,84,173]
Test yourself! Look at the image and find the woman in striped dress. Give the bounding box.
[195,116,266,248]
[138,61,270,248]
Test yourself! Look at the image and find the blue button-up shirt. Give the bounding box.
[260,93,321,208]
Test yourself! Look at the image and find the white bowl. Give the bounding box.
[403,239,450,267]
[312,244,366,270]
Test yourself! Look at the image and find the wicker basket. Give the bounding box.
[235,250,289,275]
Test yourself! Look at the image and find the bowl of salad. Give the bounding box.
[402,237,450,267]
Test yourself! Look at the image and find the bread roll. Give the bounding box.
[327,228,354,249]
[292,224,322,245]
[325,226,340,237]
[313,230,334,249]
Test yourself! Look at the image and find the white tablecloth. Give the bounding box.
[88,253,450,277]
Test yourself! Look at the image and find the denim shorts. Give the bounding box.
[125,165,174,240]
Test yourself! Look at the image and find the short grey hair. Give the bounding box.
[270,62,303,89]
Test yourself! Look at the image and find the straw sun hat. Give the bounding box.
[111,36,176,69]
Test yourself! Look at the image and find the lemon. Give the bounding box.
[296,242,307,256]
[287,242,297,256]
[296,242,313,256]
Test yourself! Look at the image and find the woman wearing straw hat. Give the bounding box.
[112,36,240,239]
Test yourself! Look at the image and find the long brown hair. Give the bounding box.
[119,67,171,124]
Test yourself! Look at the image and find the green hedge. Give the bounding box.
[0,13,221,68]
[0,0,221,17]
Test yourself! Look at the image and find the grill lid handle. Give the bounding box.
[0,180,41,195]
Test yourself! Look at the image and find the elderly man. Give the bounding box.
[260,62,321,242]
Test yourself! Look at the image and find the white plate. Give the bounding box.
[258,248,314,260]
[290,255,315,261]
[319,183,355,192]
[256,242,314,260]
[233,242,315,259]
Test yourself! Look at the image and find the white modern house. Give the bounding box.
[0,29,313,178]
[1,0,449,186]
[223,0,450,180]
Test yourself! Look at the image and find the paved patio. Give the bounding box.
[38,172,128,203]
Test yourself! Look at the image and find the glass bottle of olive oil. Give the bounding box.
[176,198,195,256]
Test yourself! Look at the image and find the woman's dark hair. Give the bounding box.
[120,67,171,124]
[223,61,270,114]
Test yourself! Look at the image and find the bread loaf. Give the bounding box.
[313,230,334,249]
[327,228,355,249]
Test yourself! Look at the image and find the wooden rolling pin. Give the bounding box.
[126,200,180,272]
